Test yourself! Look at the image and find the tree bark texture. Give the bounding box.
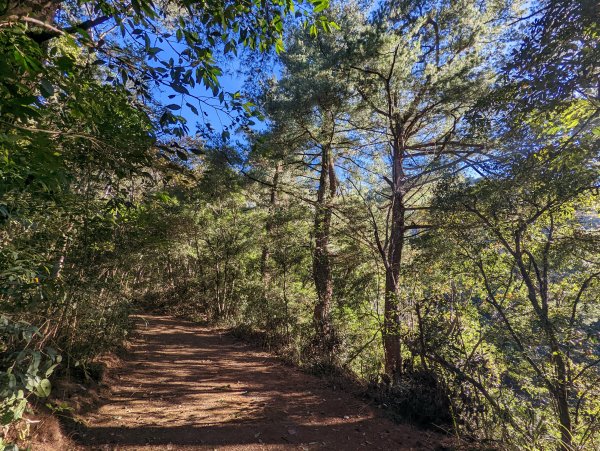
[312,144,337,353]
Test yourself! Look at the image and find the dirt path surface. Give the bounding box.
[75,315,446,450]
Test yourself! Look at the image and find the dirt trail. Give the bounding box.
[74,315,446,450]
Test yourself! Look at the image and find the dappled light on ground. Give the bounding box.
[75,315,444,450]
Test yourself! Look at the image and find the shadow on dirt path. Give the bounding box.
[74,315,446,450]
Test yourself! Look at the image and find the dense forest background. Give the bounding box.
[1,0,598,449]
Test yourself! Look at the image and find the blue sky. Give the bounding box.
[151,44,276,141]
[101,20,275,141]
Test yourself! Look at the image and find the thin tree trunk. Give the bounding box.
[51,223,74,279]
[415,301,428,370]
[553,349,572,451]
[261,161,282,286]
[312,144,336,354]
[513,233,573,450]
[383,136,405,381]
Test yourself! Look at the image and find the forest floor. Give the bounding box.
[69,315,449,450]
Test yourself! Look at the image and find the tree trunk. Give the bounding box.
[383,191,404,380]
[51,223,74,279]
[312,144,336,353]
[261,161,282,286]
[383,138,405,381]
[515,236,573,451]
[551,339,572,450]
[555,379,572,450]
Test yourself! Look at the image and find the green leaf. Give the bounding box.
[172,84,189,95]
[35,378,51,398]
[275,38,285,54]
[13,398,27,420]
[312,0,329,13]
[186,102,199,115]
[40,79,54,98]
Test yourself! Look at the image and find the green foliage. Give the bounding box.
[506,0,599,113]
[0,0,342,445]
[0,317,61,426]
[0,0,337,136]
[1,0,598,450]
